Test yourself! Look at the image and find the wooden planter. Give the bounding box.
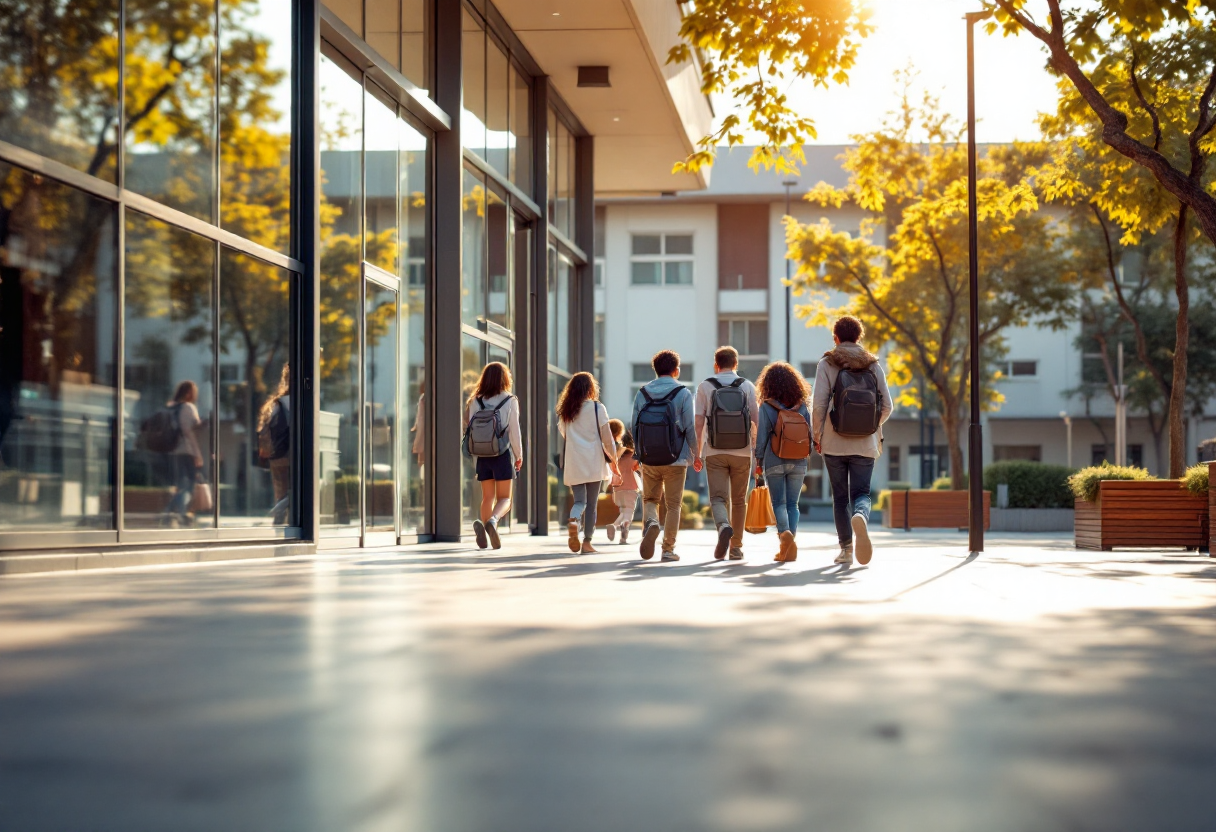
[884,490,991,530]
[1074,480,1209,551]
[1210,462,1215,555]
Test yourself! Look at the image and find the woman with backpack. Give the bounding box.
[256,363,292,525]
[557,372,620,554]
[754,362,813,562]
[463,362,522,550]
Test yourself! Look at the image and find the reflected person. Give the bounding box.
[165,380,204,527]
[258,364,292,525]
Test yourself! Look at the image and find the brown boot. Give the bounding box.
[775,530,797,562]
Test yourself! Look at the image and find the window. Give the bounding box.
[888,446,901,483]
[630,363,694,399]
[719,318,769,357]
[800,361,818,379]
[993,445,1042,462]
[631,234,694,285]
[1091,444,1143,467]
[996,360,1038,379]
[594,257,605,287]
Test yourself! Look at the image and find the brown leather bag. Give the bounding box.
[768,400,811,460]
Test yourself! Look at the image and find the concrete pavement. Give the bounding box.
[2,525,1215,831]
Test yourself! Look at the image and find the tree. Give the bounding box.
[786,91,1072,488]
[668,0,872,174]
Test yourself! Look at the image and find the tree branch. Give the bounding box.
[832,251,937,376]
[1128,48,1162,151]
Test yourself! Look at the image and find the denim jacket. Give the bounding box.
[630,375,696,467]
[755,400,811,471]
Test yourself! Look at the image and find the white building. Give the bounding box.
[595,146,1216,503]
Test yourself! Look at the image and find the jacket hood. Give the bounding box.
[823,341,879,370]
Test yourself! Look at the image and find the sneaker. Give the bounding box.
[661,551,680,562]
[639,521,661,560]
[775,530,797,562]
[834,545,854,565]
[472,519,488,550]
[486,518,501,550]
[620,524,630,544]
[567,519,581,553]
[714,525,732,560]
[851,514,873,565]
[728,547,744,561]
[606,523,616,542]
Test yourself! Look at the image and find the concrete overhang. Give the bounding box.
[493,0,714,197]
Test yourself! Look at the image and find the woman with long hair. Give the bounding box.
[463,361,522,550]
[557,372,620,553]
[164,379,204,527]
[257,363,292,525]
[754,362,812,562]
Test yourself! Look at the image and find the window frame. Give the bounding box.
[630,233,695,287]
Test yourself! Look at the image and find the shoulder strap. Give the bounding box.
[707,378,723,390]
[729,378,745,389]
[641,388,656,404]
[476,396,485,410]
[767,398,787,411]
[659,386,683,403]
[491,395,512,413]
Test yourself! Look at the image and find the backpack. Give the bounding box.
[634,385,688,466]
[140,403,183,454]
[829,365,882,437]
[767,400,811,460]
[463,396,513,458]
[706,377,750,450]
[258,400,290,462]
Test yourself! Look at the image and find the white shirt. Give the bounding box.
[464,392,523,461]
[558,400,616,486]
[694,372,759,459]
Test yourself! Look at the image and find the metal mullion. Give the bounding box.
[115,204,126,539]
[212,0,221,228]
[211,240,221,529]
[462,148,539,219]
[547,226,586,266]
[358,73,368,544]
[0,141,121,202]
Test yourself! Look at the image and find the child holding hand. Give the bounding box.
[606,419,639,544]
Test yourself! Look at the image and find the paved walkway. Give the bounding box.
[2,525,1215,831]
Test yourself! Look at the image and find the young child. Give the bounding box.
[606,419,639,544]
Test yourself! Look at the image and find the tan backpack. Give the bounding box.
[768,400,811,460]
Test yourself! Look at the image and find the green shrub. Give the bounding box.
[1067,462,1154,503]
[983,461,1075,509]
[681,489,701,520]
[1183,464,1209,498]
[931,474,969,490]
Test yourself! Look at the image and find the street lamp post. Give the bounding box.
[782,179,798,363]
[965,10,991,556]
[1060,411,1073,468]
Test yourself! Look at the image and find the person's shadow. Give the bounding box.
[741,564,867,588]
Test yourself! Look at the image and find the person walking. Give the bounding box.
[605,419,639,544]
[256,363,292,525]
[754,363,813,562]
[557,372,619,554]
[811,315,892,566]
[693,346,758,560]
[463,361,523,550]
[162,380,205,528]
[631,350,695,562]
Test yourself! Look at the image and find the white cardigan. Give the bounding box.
[558,400,616,486]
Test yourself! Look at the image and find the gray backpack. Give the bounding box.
[463,396,513,458]
[706,377,750,450]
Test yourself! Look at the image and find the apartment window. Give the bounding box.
[888,446,901,482]
[594,256,605,287]
[996,360,1038,379]
[631,234,694,285]
[800,362,818,379]
[631,362,694,399]
[993,445,1042,462]
[719,318,769,357]
[1091,444,1143,467]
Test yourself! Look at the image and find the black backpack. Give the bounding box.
[140,403,183,454]
[634,386,688,466]
[706,378,750,450]
[829,365,882,437]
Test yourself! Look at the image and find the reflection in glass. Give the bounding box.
[461,10,486,160]
[365,81,399,275]
[218,248,293,527]
[547,372,567,528]
[548,247,571,371]
[510,64,532,192]
[401,0,431,95]
[319,53,363,529]
[567,126,578,238]
[220,0,293,255]
[0,165,117,531]
[0,1,120,182]
[554,118,570,236]
[485,37,510,177]
[547,107,557,222]
[460,334,483,527]
[365,0,399,67]
[123,212,216,530]
[365,279,398,533]
[486,187,511,332]
[399,116,428,533]
[462,167,486,328]
[125,0,217,221]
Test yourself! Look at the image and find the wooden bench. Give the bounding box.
[1075,479,1209,551]
[884,490,991,530]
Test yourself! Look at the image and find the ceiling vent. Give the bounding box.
[577,66,610,88]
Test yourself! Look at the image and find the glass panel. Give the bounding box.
[510,64,532,192]
[486,38,510,178]
[401,0,430,95]
[217,248,293,527]
[665,235,694,255]
[547,107,557,221]
[461,10,486,160]
[324,0,362,37]
[486,187,511,331]
[486,342,511,534]
[548,250,571,370]
[554,119,570,235]
[567,129,577,239]
[512,218,531,530]
[749,320,769,356]
[123,212,216,530]
[460,333,485,527]
[547,371,564,528]
[462,166,486,328]
[0,165,117,532]
[630,262,660,285]
[125,0,217,221]
[632,235,661,255]
[365,81,399,275]
[365,279,397,532]
[399,116,428,534]
[0,0,120,182]
[219,0,292,255]
[665,261,693,285]
[366,0,398,67]
[319,52,363,529]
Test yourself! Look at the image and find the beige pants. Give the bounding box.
[706,454,750,548]
[641,465,687,552]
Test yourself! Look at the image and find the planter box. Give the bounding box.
[1210,462,1215,555]
[990,508,1075,532]
[1075,480,1209,551]
[884,490,991,530]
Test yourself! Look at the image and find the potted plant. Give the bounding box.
[1070,463,1209,551]
[1183,463,1213,555]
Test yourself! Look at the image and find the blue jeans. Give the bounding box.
[166,454,198,518]
[569,481,602,541]
[764,461,807,535]
[824,455,875,546]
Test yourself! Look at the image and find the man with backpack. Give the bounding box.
[693,346,758,560]
[631,349,695,562]
[811,316,892,567]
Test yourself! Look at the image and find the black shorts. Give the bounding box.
[475,451,516,481]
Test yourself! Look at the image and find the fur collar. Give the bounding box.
[823,341,879,370]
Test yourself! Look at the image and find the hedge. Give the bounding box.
[983,461,1075,509]
[1183,464,1209,498]
[1066,462,1154,503]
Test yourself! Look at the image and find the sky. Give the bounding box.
[733,0,1065,145]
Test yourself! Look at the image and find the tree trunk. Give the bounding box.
[1168,207,1190,478]
[940,408,967,491]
